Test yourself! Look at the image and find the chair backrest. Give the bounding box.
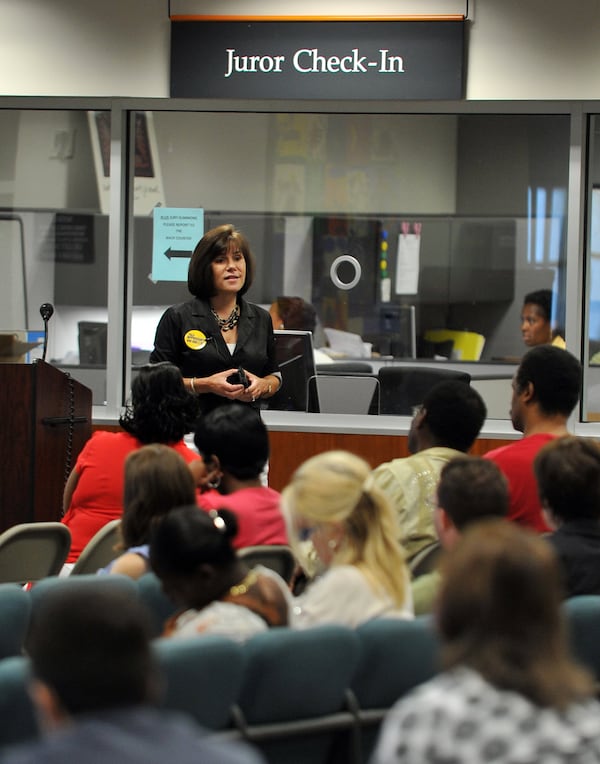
[353,616,440,761]
[0,583,32,659]
[29,574,139,627]
[409,542,443,579]
[424,329,485,361]
[0,522,71,583]
[308,374,380,415]
[563,595,600,680]
[137,571,179,638]
[0,656,39,749]
[378,366,471,415]
[237,545,297,584]
[154,635,245,731]
[234,625,361,763]
[70,519,122,575]
[315,362,373,374]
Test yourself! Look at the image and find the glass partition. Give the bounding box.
[584,115,600,421]
[129,109,571,417]
[0,108,109,405]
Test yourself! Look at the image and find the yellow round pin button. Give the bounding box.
[184,329,208,350]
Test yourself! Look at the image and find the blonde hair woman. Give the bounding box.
[282,450,413,628]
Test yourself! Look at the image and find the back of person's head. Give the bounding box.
[275,297,317,333]
[421,381,487,452]
[194,403,269,480]
[121,444,197,548]
[437,457,509,531]
[26,587,158,716]
[187,224,255,300]
[149,505,238,579]
[119,362,199,444]
[282,450,407,608]
[534,436,600,524]
[438,520,593,709]
[523,289,552,321]
[515,345,581,417]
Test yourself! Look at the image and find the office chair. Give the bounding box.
[308,374,380,415]
[0,522,71,584]
[237,545,297,584]
[378,366,471,415]
[70,518,122,575]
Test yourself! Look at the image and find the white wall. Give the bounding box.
[2,0,600,99]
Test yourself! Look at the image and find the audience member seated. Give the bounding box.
[412,456,509,615]
[101,445,198,579]
[535,436,600,598]
[149,506,291,642]
[1,586,263,764]
[371,520,600,764]
[282,450,413,628]
[194,404,288,549]
[371,381,487,562]
[61,362,201,567]
[268,295,333,364]
[485,346,582,533]
[521,288,566,349]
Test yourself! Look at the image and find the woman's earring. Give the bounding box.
[207,475,221,489]
[327,539,337,551]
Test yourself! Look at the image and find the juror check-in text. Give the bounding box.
[224,48,405,77]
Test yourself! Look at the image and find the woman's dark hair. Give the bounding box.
[120,444,197,548]
[187,224,255,300]
[119,362,199,444]
[149,505,238,577]
[276,296,317,332]
[438,520,594,709]
[194,403,269,480]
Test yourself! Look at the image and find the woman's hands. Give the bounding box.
[190,369,278,403]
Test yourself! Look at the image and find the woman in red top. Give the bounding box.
[61,362,201,564]
[195,403,288,549]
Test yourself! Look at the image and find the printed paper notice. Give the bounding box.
[395,233,420,295]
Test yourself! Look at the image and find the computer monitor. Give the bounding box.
[266,330,316,412]
[78,321,107,366]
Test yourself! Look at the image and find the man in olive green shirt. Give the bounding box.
[372,381,487,563]
[412,456,509,614]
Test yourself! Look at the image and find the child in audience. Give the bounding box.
[102,444,197,579]
[283,450,413,628]
[534,436,600,597]
[372,521,600,764]
[149,505,291,642]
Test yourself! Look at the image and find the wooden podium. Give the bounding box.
[0,361,92,532]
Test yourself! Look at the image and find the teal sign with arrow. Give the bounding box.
[152,207,204,282]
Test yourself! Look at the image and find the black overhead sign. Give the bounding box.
[170,21,465,100]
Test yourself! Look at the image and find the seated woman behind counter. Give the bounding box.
[150,224,281,413]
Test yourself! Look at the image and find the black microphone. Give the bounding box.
[39,303,54,362]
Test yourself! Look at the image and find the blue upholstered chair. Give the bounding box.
[352,616,441,760]
[0,656,38,749]
[136,572,179,638]
[153,635,245,732]
[0,584,32,659]
[232,625,361,763]
[563,595,600,683]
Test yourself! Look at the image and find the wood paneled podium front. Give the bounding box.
[0,361,92,532]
